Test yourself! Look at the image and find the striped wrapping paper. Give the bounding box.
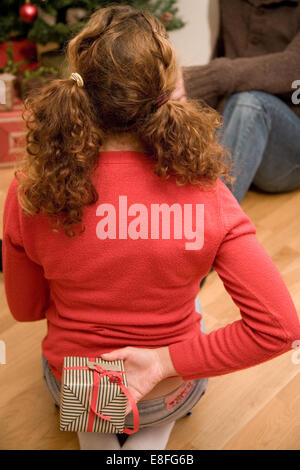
[60,356,128,433]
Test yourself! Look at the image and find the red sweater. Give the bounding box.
[3,150,300,382]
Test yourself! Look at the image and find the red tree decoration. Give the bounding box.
[19,0,38,24]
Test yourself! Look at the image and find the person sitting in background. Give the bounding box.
[172,0,300,203]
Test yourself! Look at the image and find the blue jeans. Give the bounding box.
[220,91,300,203]
[42,297,208,430]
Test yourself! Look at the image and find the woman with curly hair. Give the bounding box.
[3,5,300,450]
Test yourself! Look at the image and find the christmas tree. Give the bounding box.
[0,0,185,45]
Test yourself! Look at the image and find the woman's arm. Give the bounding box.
[182,31,300,104]
[168,181,300,380]
[102,181,300,401]
[3,179,50,322]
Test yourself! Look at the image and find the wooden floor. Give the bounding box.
[0,165,299,450]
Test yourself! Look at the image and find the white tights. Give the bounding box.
[77,421,175,450]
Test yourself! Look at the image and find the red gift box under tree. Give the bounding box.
[0,99,26,167]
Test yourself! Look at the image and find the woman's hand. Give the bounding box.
[101,346,178,415]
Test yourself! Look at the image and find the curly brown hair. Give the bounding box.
[16,4,233,237]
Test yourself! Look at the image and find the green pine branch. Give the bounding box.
[0,0,185,46]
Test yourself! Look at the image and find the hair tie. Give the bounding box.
[70,72,84,88]
[154,92,169,108]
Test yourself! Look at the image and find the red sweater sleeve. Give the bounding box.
[3,179,50,322]
[169,181,300,380]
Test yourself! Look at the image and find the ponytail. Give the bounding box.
[16,78,102,237]
[138,98,233,188]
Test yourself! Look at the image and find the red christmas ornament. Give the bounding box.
[19,1,38,23]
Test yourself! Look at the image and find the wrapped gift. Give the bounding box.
[60,356,139,434]
[0,100,26,167]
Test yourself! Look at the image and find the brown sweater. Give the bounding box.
[183,0,300,117]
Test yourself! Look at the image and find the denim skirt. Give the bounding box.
[42,297,208,429]
[42,353,208,429]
